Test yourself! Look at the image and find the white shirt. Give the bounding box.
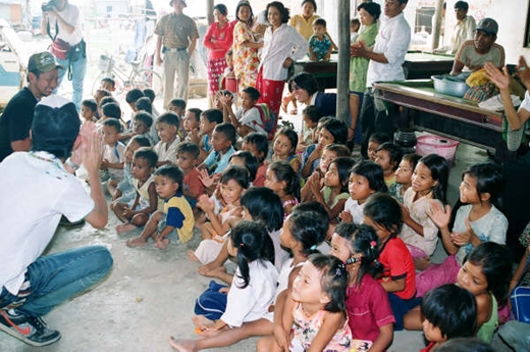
[521,90,530,112]
[102,142,126,180]
[343,198,365,224]
[221,259,278,327]
[366,12,411,87]
[153,137,181,163]
[260,24,309,81]
[451,15,476,54]
[51,3,83,46]
[236,106,267,135]
[0,152,94,294]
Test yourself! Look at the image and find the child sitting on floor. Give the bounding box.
[199,123,237,176]
[100,118,125,185]
[241,132,269,187]
[272,127,301,174]
[297,105,322,154]
[366,133,390,161]
[183,107,202,141]
[374,142,403,188]
[193,109,224,163]
[176,142,204,209]
[153,112,180,166]
[265,161,300,217]
[389,154,421,204]
[222,86,267,137]
[133,112,156,146]
[126,164,195,249]
[81,99,98,123]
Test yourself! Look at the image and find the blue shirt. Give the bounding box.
[308,34,332,61]
[203,145,236,175]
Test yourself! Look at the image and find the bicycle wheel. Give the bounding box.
[131,69,163,99]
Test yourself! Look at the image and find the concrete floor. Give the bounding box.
[0,100,515,351]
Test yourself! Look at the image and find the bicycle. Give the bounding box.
[92,52,163,99]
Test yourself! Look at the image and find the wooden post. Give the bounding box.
[431,0,444,50]
[207,0,214,25]
[336,0,350,124]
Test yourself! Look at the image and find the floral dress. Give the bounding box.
[232,21,260,90]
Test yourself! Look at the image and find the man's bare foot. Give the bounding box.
[126,236,148,248]
[203,265,227,279]
[198,261,219,276]
[168,337,197,352]
[188,250,200,262]
[414,257,432,271]
[192,315,214,327]
[116,223,137,234]
[154,238,169,250]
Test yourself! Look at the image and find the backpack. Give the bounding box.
[254,103,277,141]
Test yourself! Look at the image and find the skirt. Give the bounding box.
[207,57,228,95]
[256,68,285,118]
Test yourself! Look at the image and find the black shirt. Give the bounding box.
[0,87,38,162]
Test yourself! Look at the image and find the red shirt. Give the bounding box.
[378,237,416,300]
[254,164,267,187]
[420,341,436,352]
[183,167,204,200]
[203,21,233,60]
[346,274,395,343]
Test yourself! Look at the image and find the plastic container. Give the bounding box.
[431,75,469,97]
[416,135,460,165]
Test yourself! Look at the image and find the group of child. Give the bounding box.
[82,74,523,352]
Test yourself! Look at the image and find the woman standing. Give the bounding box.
[232,1,262,93]
[288,0,319,42]
[203,4,233,107]
[257,2,308,117]
[349,2,381,143]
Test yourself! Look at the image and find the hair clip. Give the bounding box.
[335,262,345,276]
[239,243,245,248]
[345,256,361,265]
[370,241,376,249]
[310,245,317,250]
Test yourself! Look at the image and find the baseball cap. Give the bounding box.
[169,0,187,7]
[27,52,63,74]
[31,95,80,152]
[476,18,498,36]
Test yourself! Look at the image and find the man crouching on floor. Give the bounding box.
[0,95,113,347]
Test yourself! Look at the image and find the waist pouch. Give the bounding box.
[50,38,70,60]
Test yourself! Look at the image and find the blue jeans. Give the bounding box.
[56,55,87,111]
[0,246,112,317]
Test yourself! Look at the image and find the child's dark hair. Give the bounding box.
[230,220,275,288]
[268,161,301,200]
[157,111,180,127]
[177,142,200,160]
[125,89,144,104]
[154,164,183,194]
[241,187,284,232]
[214,123,237,146]
[324,143,350,157]
[134,111,154,128]
[130,135,151,147]
[376,142,403,171]
[266,1,290,24]
[302,105,322,124]
[274,127,298,155]
[418,154,449,204]
[201,109,224,124]
[463,162,504,206]
[307,254,348,313]
[291,201,330,232]
[243,132,269,162]
[466,242,513,304]
[421,284,477,340]
[334,223,383,286]
[102,102,121,119]
[235,0,254,25]
[350,18,360,28]
[143,88,155,103]
[102,118,122,133]
[220,165,249,190]
[135,97,152,114]
[95,89,112,99]
[437,338,495,352]
[230,151,258,182]
[330,157,356,193]
[321,118,348,145]
[363,193,403,236]
[350,160,388,193]
[288,211,328,255]
[313,18,326,28]
[170,98,186,110]
[368,132,391,145]
[99,96,117,108]
[187,108,202,122]
[242,86,260,101]
[81,99,97,113]
[402,153,422,171]
[134,147,158,168]
[101,77,115,88]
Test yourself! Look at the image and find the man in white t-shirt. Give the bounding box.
[0,96,112,347]
[351,0,411,158]
[41,0,86,111]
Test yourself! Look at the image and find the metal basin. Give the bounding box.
[431,75,469,97]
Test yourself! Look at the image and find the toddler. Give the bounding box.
[374,142,403,188]
[298,105,322,153]
[153,112,180,166]
[80,99,97,123]
[272,127,301,173]
[176,142,204,208]
[350,18,360,43]
[199,123,237,175]
[126,165,195,248]
[100,118,125,184]
[241,132,269,187]
[389,154,421,203]
[309,18,333,61]
[219,50,238,95]
[366,133,390,161]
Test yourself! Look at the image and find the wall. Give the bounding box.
[444,0,530,64]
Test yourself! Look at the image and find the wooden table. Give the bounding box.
[372,79,512,161]
[291,51,454,90]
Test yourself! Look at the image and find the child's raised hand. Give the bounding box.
[188,128,200,144]
[451,218,475,246]
[197,194,215,213]
[426,202,452,229]
[199,169,219,189]
[339,210,353,223]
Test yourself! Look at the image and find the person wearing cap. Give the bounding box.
[41,0,86,111]
[435,1,476,54]
[0,52,60,162]
[450,17,505,76]
[0,96,112,347]
[155,0,199,108]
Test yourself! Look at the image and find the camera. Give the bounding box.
[41,1,55,12]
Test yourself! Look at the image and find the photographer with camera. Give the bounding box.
[40,0,86,111]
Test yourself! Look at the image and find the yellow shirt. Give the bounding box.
[288,14,320,42]
[164,195,195,243]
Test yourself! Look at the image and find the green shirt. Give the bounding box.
[349,22,379,93]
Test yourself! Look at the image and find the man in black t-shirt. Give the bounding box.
[0,52,60,162]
